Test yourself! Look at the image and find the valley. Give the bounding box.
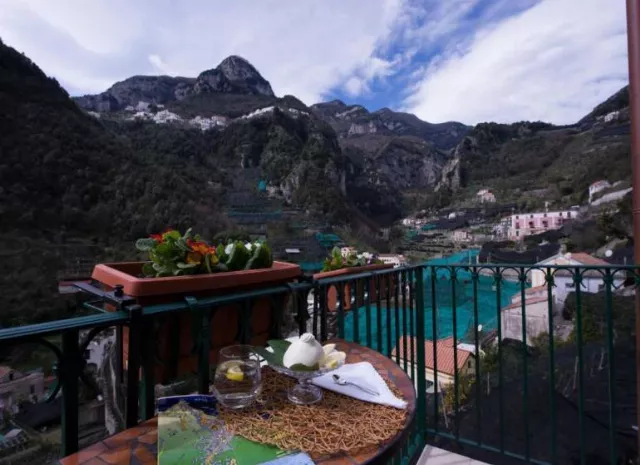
[0,36,632,327]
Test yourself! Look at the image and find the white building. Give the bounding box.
[501,252,626,346]
[493,217,512,237]
[402,217,423,227]
[451,230,472,243]
[153,110,182,124]
[0,367,45,408]
[189,115,230,131]
[588,180,611,203]
[476,189,496,203]
[377,254,407,268]
[591,187,633,207]
[531,252,626,306]
[135,101,150,111]
[603,111,620,123]
[501,297,550,346]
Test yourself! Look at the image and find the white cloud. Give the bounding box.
[0,0,628,124]
[0,0,405,102]
[344,77,368,97]
[402,0,628,125]
[148,54,173,75]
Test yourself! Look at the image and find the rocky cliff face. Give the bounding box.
[72,53,471,225]
[74,55,274,112]
[74,75,196,112]
[70,51,631,223]
[311,100,469,150]
[339,135,452,223]
[197,56,274,96]
[309,100,468,222]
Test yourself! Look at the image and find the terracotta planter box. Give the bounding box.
[92,261,301,383]
[312,263,394,312]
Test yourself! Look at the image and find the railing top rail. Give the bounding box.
[141,282,312,315]
[313,264,423,285]
[429,263,640,270]
[312,263,639,285]
[3,261,637,342]
[0,311,129,342]
[0,282,313,342]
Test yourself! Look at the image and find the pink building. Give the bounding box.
[507,209,579,240]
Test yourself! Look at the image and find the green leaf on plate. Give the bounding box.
[266,339,291,365]
[267,339,291,353]
[289,363,320,372]
[254,346,281,367]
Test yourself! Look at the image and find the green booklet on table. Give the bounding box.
[157,395,314,465]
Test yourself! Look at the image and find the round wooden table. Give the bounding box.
[57,340,416,465]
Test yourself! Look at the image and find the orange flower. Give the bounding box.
[150,233,164,243]
[188,240,216,256]
[186,252,203,265]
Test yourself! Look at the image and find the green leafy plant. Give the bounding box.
[321,246,383,272]
[135,228,273,277]
[253,339,320,371]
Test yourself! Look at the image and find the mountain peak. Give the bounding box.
[329,99,347,106]
[196,55,274,96]
[216,55,260,78]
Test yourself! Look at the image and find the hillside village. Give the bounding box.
[0,31,637,464]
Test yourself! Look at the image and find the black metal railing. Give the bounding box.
[0,263,638,464]
[311,263,639,464]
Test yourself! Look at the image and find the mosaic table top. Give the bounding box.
[57,340,416,465]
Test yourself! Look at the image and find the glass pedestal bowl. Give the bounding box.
[269,361,345,405]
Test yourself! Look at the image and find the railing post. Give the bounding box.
[139,316,156,420]
[365,276,373,348]
[125,304,142,428]
[115,325,124,385]
[61,329,80,456]
[295,285,310,336]
[239,300,253,344]
[165,314,180,384]
[185,296,211,396]
[604,269,617,464]
[415,267,427,440]
[626,0,640,456]
[337,283,345,339]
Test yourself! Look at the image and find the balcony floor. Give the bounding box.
[417,446,490,465]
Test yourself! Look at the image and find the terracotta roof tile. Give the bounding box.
[438,336,455,347]
[525,285,548,294]
[569,253,609,266]
[392,336,472,376]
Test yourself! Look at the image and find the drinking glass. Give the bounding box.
[212,345,262,409]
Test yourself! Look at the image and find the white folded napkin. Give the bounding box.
[312,362,407,409]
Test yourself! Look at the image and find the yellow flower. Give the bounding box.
[186,252,202,265]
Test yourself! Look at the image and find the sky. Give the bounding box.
[0,0,629,125]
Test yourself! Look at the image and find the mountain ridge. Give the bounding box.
[74,54,274,112]
[68,52,632,221]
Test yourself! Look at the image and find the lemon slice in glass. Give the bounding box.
[225,365,244,382]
